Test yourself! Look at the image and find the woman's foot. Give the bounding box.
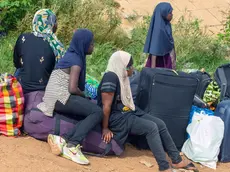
[47,134,66,155]
[160,169,173,172]
[172,159,198,172]
[62,144,90,165]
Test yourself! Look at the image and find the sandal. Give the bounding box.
[172,162,199,172]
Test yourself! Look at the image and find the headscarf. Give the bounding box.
[56,29,94,91]
[32,9,65,62]
[143,2,174,56]
[106,51,135,111]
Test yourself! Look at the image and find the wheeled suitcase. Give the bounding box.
[214,100,230,162]
[136,68,198,149]
[190,71,212,99]
[129,70,140,103]
[214,63,230,100]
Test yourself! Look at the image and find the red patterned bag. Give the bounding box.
[0,74,24,136]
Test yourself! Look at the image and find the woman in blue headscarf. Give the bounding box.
[144,2,176,69]
[37,29,103,165]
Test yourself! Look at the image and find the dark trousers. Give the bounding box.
[55,95,103,146]
[130,114,182,171]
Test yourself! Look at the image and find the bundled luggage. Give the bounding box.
[0,74,24,136]
[136,68,198,149]
[23,91,123,156]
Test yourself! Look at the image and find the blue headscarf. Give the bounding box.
[143,2,174,56]
[56,29,93,91]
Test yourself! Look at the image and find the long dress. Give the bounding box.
[145,53,172,69]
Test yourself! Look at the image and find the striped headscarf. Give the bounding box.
[32,9,65,62]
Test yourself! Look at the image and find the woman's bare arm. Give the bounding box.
[101,92,114,129]
[68,65,85,97]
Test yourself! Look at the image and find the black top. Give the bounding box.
[98,71,145,147]
[97,71,125,112]
[14,33,56,93]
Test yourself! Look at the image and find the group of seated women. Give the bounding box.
[13,6,198,172]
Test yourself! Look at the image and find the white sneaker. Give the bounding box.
[62,144,90,165]
[47,134,66,155]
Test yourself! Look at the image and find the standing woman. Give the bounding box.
[144,2,176,69]
[13,9,65,93]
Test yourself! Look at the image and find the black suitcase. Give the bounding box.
[190,71,212,99]
[129,70,140,104]
[136,68,198,149]
[214,100,230,162]
[214,63,230,100]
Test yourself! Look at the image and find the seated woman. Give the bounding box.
[97,51,198,172]
[38,29,103,165]
[13,9,65,93]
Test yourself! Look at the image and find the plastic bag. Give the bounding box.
[182,113,224,169]
[189,106,214,125]
[84,74,99,100]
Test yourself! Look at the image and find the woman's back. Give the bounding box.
[14,33,56,93]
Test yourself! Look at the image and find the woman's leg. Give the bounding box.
[140,114,182,164]
[151,55,157,68]
[140,114,198,171]
[130,116,171,171]
[55,95,103,146]
[170,49,176,70]
[163,54,172,69]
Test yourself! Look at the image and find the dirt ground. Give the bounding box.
[0,136,229,172]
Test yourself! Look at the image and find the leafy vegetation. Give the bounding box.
[0,0,229,79]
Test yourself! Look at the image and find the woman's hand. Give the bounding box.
[102,128,113,144]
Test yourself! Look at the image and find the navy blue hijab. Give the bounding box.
[143,2,174,56]
[56,29,93,91]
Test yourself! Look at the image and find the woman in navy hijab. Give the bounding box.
[37,29,103,165]
[144,2,176,69]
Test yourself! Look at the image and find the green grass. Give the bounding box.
[0,0,229,79]
[0,32,17,74]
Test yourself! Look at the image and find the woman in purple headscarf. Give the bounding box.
[144,2,176,69]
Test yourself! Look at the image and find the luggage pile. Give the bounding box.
[130,64,230,168]
[136,68,198,150]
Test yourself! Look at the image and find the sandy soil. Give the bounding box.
[0,136,229,172]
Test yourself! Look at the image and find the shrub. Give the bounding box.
[0,1,228,79]
[18,0,130,48]
[0,32,17,74]
[174,16,228,72]
[0,0,33,32]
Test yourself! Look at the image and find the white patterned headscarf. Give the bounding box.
[32,9,65,62]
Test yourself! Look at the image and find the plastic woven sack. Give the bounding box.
[85,74,99,100]
[0,74,24,136]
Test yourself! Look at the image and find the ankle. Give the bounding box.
[66,143,75,148]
